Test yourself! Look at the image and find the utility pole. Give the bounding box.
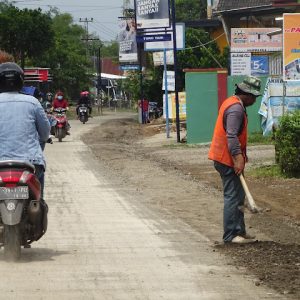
[79,17,94,57]
[171,0,181,143]
[97,46,103,115]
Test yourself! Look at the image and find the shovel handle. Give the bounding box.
[239,174,259,213]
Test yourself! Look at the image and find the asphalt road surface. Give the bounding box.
[0,115,287,299]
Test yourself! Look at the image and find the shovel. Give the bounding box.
[239,174,262,213]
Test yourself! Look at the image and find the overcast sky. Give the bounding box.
[14,0,128,42]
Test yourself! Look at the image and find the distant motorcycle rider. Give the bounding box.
[77,91,92,116]
[0,62,50,199]
[42,92,53,110]
[52,90,71,134]
[52,90,69,110]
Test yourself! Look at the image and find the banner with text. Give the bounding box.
[231,28,282,52]
[118,18,138,63]
[283,13,300,81]
[135,0,170,29]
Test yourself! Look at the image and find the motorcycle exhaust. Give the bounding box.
[27,200,42,224]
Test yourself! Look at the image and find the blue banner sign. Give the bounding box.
[120,65,140,71]
[136,34,172,44]
[251,56,269,76]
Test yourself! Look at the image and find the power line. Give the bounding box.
[89,23,116,41]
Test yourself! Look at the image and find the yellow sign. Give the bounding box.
[164,92,186,120]
[283,13,300,81]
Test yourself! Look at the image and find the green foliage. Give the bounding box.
[175,0,207,21]
[0,4,54,67]
[122,66,164,106]
[178,28,225,69]
[101,41,119,60]
[31,12,92,99]
[274,111,300,178]
[248,165,283,178]
[122,71,140,105]
[248,131,273,145]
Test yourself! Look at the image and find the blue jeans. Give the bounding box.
[214,161,246,242]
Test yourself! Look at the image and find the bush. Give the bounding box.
[274,111,300,178]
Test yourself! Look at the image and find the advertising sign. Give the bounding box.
[259,78,300,135]
[120,65,140,71]
[24,68,51,82]
[135,0,170,29]
[230,53,251,75]
[153,51,174,66]
[251,56,269,76]
[118,18,138,63]
[136,34,171,43]
[231,28,282,52]
[283,13,300,81]
[163,92,186,120]
[144,23,185,51]
[162,71,175,91]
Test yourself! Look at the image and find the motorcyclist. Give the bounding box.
[42,92,53,110]
[52,90,69,110]
[77,91,92,117]
[52,90,70,134]
[0,62,50,200]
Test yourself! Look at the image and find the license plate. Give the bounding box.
[0,186,29,200]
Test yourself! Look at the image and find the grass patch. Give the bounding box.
[248,132,273,145]
[66,106,78,120]
[248,164,284,178]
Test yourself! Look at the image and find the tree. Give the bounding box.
[0,4,54,68]
[175,0,207,21]
[32,12,91,100]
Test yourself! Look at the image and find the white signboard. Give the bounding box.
[162,71,175,91]
[231,53,251,76]
[231,28,282,52]
[153,51,174,66]
[144,23,185,51]
[135,0,170,29]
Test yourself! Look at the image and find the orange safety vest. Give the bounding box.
[208,96,247,167]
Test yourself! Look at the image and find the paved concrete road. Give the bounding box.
[0,115,285,299]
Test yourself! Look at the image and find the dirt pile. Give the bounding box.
[83,117,300,299]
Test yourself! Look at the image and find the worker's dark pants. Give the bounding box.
[214,161,246,242]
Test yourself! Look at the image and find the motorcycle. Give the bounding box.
[78,104,89,124]
[0,160,47,261]
[53,108,68,142]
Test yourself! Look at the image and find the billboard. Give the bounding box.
[118,18,138,63]
[135,0,170,29]
[231,28,282,52]
[283,13,300,81]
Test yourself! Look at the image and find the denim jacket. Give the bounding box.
[0,92,50,168]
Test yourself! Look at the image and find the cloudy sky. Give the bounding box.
[14,0,129,41]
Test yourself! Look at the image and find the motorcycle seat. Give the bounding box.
[0,160,35,173]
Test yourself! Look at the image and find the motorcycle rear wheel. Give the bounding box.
[4,224,21,261]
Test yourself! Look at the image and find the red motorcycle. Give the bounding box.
[0,160,47,261]
[53,108,68,142]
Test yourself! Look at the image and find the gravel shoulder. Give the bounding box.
[82,114,300,299]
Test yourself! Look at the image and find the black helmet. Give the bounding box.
[0,62,24,92]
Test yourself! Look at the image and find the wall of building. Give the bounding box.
[185,70,268,144]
